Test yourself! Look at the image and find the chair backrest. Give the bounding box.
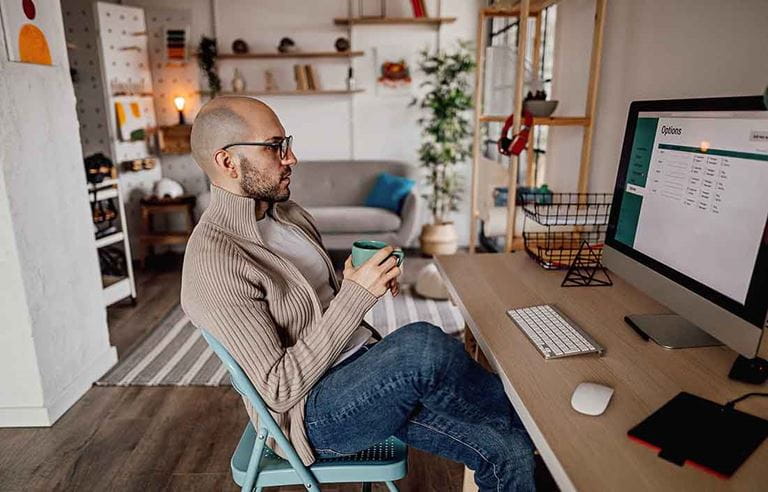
[200,329,307,466]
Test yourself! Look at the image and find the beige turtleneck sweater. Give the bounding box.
[181,185,378,465]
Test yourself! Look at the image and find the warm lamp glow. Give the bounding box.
[173,96,186,111]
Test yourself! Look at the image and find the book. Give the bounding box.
[293,64,308,91]
[410,0,423,17]
[304,64,318,91]
[419,0,428,17]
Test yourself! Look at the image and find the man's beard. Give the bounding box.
[239,156,290,202]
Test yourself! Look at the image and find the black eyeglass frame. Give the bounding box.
[221,135,293,160]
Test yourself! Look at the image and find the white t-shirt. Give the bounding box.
[258,211,371,367]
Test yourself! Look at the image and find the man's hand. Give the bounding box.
[343,246,402,298]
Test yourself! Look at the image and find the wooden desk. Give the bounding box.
[435,252,767,491]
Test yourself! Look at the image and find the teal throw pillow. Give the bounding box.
[364,173,416,214]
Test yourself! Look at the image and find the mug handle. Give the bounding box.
[391,248,405,266]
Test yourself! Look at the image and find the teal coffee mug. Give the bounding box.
[351,240,405,268]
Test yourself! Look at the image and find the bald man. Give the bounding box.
[181,97,535,491]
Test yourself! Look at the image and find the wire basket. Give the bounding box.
[521,193,613,226]
[523,227,607,270]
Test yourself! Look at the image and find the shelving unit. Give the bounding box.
[333,16,456,26]
[469,0,607,253]
[216,51,364,60]
[88,179,137,306]
[199,89,364,97]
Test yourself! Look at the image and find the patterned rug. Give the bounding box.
[97,286,465,386]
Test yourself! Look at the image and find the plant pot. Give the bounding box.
[420,222,458,256]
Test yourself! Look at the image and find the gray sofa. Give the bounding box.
[289,160,422,250]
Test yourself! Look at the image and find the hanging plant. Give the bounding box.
[412,41,475,225]
[197,36,221,96]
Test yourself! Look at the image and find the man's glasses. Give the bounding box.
[222,135,293,160]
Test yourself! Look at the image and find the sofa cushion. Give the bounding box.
[364,173,416,214]
[306,206,402,234]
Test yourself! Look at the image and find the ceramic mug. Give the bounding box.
[351,240,405,268]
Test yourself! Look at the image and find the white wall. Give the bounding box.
[548,0,768,193]
[126,0,481,246]
[0,2,116,426]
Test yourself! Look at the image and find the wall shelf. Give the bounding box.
[216,51,364,60]
[479,115,590,126]
[199,89,364,97]
[95,231,125,249]
[333,17,456,26]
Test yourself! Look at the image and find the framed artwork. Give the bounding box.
[375,46,412,97]
[114,97,151,142]
[0,0,56,65]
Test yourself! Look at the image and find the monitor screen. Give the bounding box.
[607,97,768,327]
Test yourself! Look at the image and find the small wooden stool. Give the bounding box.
[139,195,196,268]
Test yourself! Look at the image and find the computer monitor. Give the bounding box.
[604,96,768,358]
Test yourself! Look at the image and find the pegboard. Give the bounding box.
[94,2,158,164]
[144,6,208,198]
[62,0,110,159]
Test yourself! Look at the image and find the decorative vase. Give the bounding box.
[232,69,246,93]
[420,222,458,256]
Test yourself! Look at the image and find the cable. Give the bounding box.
[724,392,768,409]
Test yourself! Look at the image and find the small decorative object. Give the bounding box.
[84,153,114,184]
[264,70,278,91]
[277,37,296,53]
[232,38,249,54]
[142,157,157,170]
[232,68,246,93]
[173,95,186,125]
[346,67,356,91]
[165,27,189,62]
[197,37,221,96]
[412,42,475,256]
[561,241,613,287]
[523,85,558,117]
[153,178,185,199]
[334,37,350,52]
[414,263,450,300]
[379,60,411,87]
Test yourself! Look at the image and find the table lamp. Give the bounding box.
[174,96,186,125]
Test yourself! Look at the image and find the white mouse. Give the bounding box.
[571,382,614,416]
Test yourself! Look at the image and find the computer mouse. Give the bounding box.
[571,382,614,416]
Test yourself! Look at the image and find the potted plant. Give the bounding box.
[197,37,221,97]
[412,42,475,256]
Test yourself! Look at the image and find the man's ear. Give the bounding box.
[213,149,238,179]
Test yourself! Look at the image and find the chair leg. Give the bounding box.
[361,483,372,492]
[243,428,267,492]
[384,481,399,492]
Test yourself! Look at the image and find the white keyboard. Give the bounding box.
[506,304,604,359]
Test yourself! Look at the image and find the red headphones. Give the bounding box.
[498,110,533,156]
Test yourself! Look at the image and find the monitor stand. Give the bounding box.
[626,314,723,349]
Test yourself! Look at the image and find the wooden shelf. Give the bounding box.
[95,231,125,249]
[481,0,559,17]
[333,17,456,26]
[200,89,364,97]
[216,51,364,60]
[479,115,590,126]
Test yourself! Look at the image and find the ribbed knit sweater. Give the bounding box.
[180,185,378,465]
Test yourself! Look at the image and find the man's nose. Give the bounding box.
[283,148,298,166]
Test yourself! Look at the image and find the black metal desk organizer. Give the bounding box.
[520,192,613,273]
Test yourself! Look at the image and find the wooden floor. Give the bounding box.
[0,253,464,491]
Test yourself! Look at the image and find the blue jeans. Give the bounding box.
[305,322,536,491]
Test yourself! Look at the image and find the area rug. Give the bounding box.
[97,286,465,386]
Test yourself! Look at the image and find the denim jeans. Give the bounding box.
[305,322,536,492]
